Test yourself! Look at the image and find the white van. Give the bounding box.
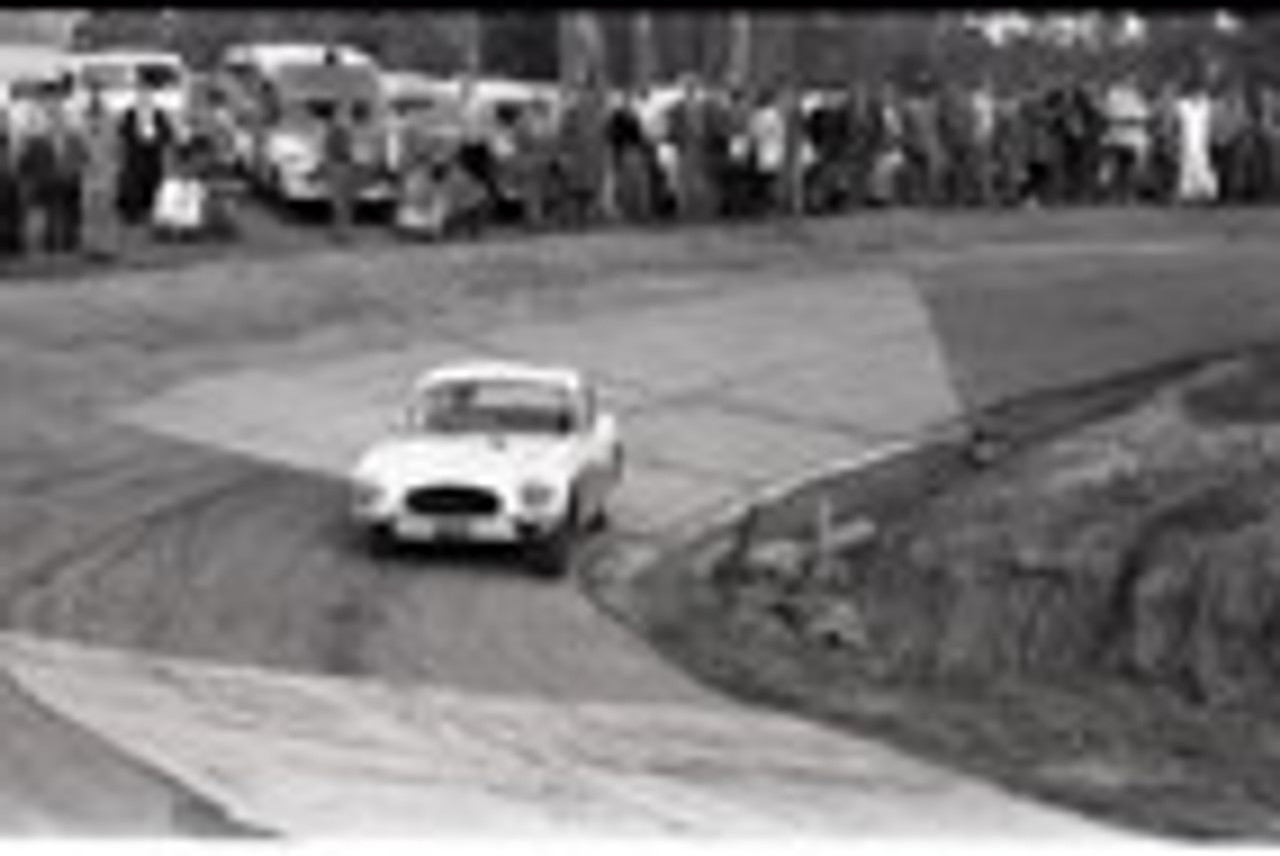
[215,42,393,206]
[66,48,190,121]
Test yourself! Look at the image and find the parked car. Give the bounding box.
[381,70,461,131]
[64,48,190,121]
[461,77,562,140]
[0,44,73,134]
[0,43,70,98]
[214,42,392,207]
[221,42,378,77]
[350,360,624,576]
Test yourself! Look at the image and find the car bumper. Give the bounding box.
[353,503,561,546]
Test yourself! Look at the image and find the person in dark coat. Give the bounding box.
[605,92,655,222]
[321,103,357,240]
[0,109,25,259]
[19,92,87,254]
[116,86,173,226]
[667,76,713,220]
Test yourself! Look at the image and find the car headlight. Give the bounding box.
[519,479,557,512]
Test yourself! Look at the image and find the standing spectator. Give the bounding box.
[1228,84,1268,204]
[606,90,655,222]
[19,89,86,255]
[116,86,173,227]
[720,87,755,218]
[938,82,976,207]
[513,104,558,230]
[488,104,525,224]
[1101,76,1152,204]
[969,81,999,206]
[50,92,86,254]
[1039,85,1073,204]
[867,84,906,207]
[991,89,1028,206]
[901,78,945,205]
[804,92,852,214]
[1175,83,1217,204]
[1148,83,1182,204]
[0,106,25,260]
[1019,86,1056,206]
[322,102,357,241]
[748,89,787,213]
[557,83,608,228]
[702,88,735,219]
[844,83,880,208]
[1259,85,1280,201]
[1056,83,1104,204]
[1210,84,1248,204]
[80,82,120,258]
[635,86,677,219]
[667,76,714,220]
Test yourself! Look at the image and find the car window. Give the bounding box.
[80,64,132,90]
[415,380,575,436]
[304,98,336,121]
[138,62,181,89]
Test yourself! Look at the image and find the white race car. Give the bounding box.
[350,360,624,576]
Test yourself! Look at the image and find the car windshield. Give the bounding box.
[80,64,132,90]
[138,62,181,89]
[413,379,575,436]
[81,61,181,91]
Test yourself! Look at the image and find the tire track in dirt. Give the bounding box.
[0,421,702,708]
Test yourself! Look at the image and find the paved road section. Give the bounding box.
[1,631,1122,837]
[0,270,1127,836]
[121,274,956,535]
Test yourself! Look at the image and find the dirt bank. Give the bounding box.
[617,347,1280,840]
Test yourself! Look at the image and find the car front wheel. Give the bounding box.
[527,498,579,579]
[365,520,399,558]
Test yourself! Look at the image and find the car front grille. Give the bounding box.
[405,485,501,517]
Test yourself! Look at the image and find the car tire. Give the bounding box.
[528,497,578,579]
[365,521,398,558]
[585,502,610,533]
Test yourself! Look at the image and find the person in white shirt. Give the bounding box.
[748,91,786,212]
[1102,76,1151,202]
[1175,85,1217,204]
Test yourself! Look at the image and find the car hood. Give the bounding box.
[354,433,572,493]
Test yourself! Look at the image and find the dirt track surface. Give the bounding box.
[0,210,1279,834]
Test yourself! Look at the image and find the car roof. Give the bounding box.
[69,50,186,68]
[416,360,584,392]
[0,45,71,89]
[223,43,376,71]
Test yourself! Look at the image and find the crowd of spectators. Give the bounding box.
[0,74,239,265]
[395,69,1280,240]
[4,62,1280,265]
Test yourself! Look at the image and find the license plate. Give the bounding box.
[431,518,473,541]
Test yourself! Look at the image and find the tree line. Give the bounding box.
[72,10,1278,90]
